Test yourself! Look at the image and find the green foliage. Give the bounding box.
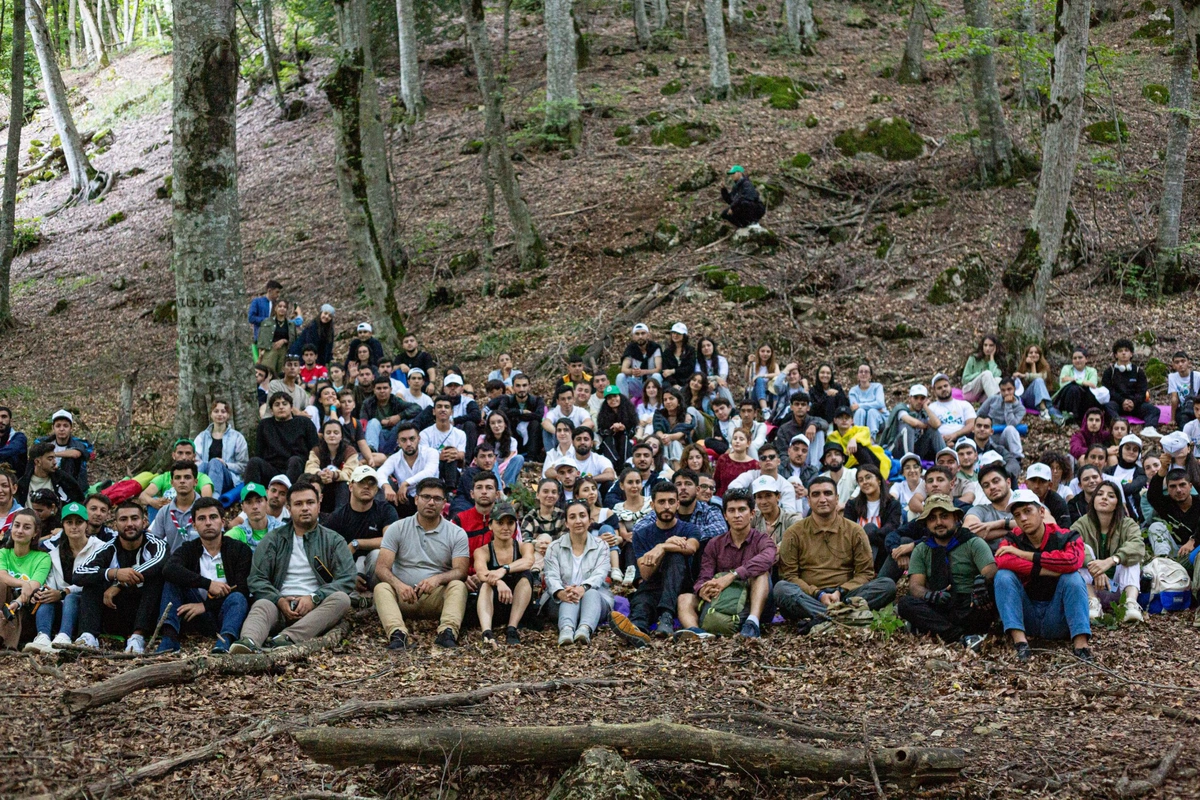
[843,7,876,27]
[834,117,924,160]
[722,284,772,303]
[660,79,683,95]
[103,211,127,228]
[1146,357,1168,387]
[869,605,907,638]
[1142,84,1169,105]
[650,120,721,148]
[12,218,43,256]
[699,265,740,290]
[928,255,991,304]
[788,152,813,169]
[1084,118,1130,144]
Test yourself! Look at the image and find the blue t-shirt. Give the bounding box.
[632,520,702,560]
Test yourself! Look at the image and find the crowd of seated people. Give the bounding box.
[2,286,1198,663]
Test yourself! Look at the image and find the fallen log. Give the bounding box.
[1116,742,1183,799]
[293,721,965,784]
[687,710,859,742]
[16,129,98,179]
[62,618,350,713]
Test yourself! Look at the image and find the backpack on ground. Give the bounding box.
[698,573,748,636]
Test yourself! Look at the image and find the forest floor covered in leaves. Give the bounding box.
[4,608,1200,799]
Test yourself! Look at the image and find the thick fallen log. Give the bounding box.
[62,618,350,713]
[687,710,860,742]
[293,721,966,784]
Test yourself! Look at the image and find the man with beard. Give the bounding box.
[964,462,1015,551]
[0,407,27,475]
[378,423,440,518]
[728,443,799,512]
[541,427,616,484]
[892,385,945,462]
[780,434,817,515]
[420,397,468,489]
[72,501,167,652]
[450,471,501,591]
[18,441,84,506]
[84,493,117,541]
[928,374,976,445]
[969,414,1020,484]
[325,467,399,591]
[611,482,702,645]
[496,373,546,463]
[774,393,827,468]
[147,461,200,553]
[603,443,664,508]
[896,495,997,651]
[818,442,858,510]
[616,323,662,401]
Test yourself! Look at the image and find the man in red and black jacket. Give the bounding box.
[450,471,501,593]
[992,489,1092,664]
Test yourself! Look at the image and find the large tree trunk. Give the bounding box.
[1155,0,1193,273]
[27,0,100,205]
[68,0,79,65]
[258,0,286,108]
[703,0,730,97]
[963,0,1016,183]
[999,0,1090,349]
[395,0,423,116]
[461,0,545,270]
[78,0,102,62]
[783,0,815,53]
[295,721,966,785]
[322,0,406,352]
[897,0,925,83]
[171,0,257,439]
[543,0,580,142]
[0,0,26,330]
[633,0,650,45]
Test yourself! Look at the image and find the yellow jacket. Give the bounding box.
[827,425,891,478]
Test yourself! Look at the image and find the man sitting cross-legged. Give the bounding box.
[157,497,253,653]
[677,488,777,639]
[772,476,896,626]
[373,478,470,650]
[896,494,997,652]
[230,482,354,653]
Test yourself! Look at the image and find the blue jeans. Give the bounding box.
[496,454,526,487]
[365,419,399,455]
[35,590,81,638]
[551,589,613,633]
[199,459,235,496]
[160,583,250,640]
[752,377,770,404]
[1021,378,1054,411]
[854,407,884,437]
[994,569,1091,641]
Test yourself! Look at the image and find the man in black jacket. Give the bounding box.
[17,441,84,506]
[73,501,167,653]
[157,497,252,653]
[497,374,546,463]
[360,378,421,456]
[720,166,766,228]
[247,392,320,485]
[1101,338,1160,429]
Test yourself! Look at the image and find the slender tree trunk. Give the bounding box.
[963,0,1016,183]
[897,0,926,83]
[322,0,407,351]
[544,0,580,142]
[124,0,138,46]
[784,0,815,52]
[0,0,26,330]
[171,0,256,439]
[1155,0,1193,270]
[259,0,285,107]
[461,0,544,270]
[633,0,650,45]
[728,0,742,27]
[703,0,730,96]
[27,0,99,204]
[653,0,668,29]
[101,0,118,47]
[1000,0,1090,348]
[79,0,101,61]
[68,0,79,65]
[395,0,423,116]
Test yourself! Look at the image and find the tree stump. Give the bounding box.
[547,747,662,800]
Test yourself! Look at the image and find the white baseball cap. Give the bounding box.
[751,475,780,495]
[443,374,464,386]
[954,438,978,452]
[932,372,952,385]
[1119,434,1143,449]
[899,453,922,467]
[909,384,928,397]
[51,409,74,424]
[789,433,811,447]
[1162,431,1190,455]
[1007,488,1044,512]
[408,368,426,378]
[1025,463,1052,482]
[632,323,650,334]
[268,474,292,489]
[356,322,373,333]
[350,465,380,484]
[978,451,1005,468]
[670,322,689,335]
[935,447,959,460]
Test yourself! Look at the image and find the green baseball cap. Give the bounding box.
[604,385,621,397]
[172,438,196,449]
[240,482,267,501]
[61,502,88,522]
[728,165,744,174]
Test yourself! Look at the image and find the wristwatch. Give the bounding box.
[350,539,359,551]
[502,564,512,573]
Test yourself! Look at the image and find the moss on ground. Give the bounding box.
[1084,118,1130,144]
[739,75,805,110]
[650,121,721,148]
[833,117,924,161]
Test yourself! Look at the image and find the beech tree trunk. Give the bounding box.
[395,0,423,116]
[78,0,102,62]
[68,0,79,65]
[1155,0,1193,271]
[897,0,925,83]
[259,0,286,108]
[633,0,650,45]
[1000,0,1090,349]
[728,0,743,27]
[101,0,118,47]
[295,721,966,784]
[784,0,815,52]
[653,0,668,29]
[461,0,545,270]
[27,0,98,204]
[322,0,406,351]
[171,0,257,439]
[0,0,26,330]
[703,0,730,97]
[544,0,580,141]
[963,0,1016,183]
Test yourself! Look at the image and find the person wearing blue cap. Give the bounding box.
[719,165,766,229]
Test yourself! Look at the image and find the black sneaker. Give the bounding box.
[1014,642,1032,662]
[960,633,987,653]
[505,626,521,645]
[481,630,497,647]
[654,611,675,638]
[387,630,414,650]
[434,628,458,649]
[1073,647,1094,663]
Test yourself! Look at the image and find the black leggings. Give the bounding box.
[721,201,765,228]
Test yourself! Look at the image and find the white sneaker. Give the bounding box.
[125,634,145,654]
[51,632,72,647]
[610,568,625,585]
[73,633,99,649]
[623,566,637,585]
[557,629,575,647]
[1141,426,1162,439]
[23,633,53,654]
[1088,595,1102,620]
[1040,409,1051,421]
[1124,600,1144,623]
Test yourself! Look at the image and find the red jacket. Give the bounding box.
[995,522,1085,602]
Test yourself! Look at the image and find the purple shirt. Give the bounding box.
[694,528,777,592]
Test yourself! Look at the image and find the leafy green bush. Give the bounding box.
[12,218,42,256]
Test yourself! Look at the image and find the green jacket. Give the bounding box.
[1070,515,1146,567]
[962,355,1002,384]
[248,522,356,604]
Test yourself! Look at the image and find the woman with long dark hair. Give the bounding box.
[846,464,901,572]
[293,304,336,365]
[810,362,849,423]
[962,334,1005,402]
[1072,479,1145,623]
[695,336,729,389]
[597,387,639,464]
[305,419,359,512]
[653,388,695,464]
[661,323,697,388]
[480,411,525,488]
[1056,347,1104,422]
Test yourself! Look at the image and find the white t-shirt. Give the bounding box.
[280,535,319,596]
[1184,419,1200,457]
[543,450,615,480]
[1168,371,1200,405]
[929,399,976,435]
[545,405,591,429]
[199,549,225,583]
[891,480,922,508]
[401,388,433,410]
[420,424,467,454]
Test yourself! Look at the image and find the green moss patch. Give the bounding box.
[660,79,683,96]
[1142,83,1169,105]
[650,120,721,148]
[927,255,991,305]
[739,75,805,110]
[700,265,740,289]
[722,284,772,303]
[1146,357,1169,387]
[833,117,924,161]
[676,164,719,192]
[1084,118,1130,144]
[789,152,813,169]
